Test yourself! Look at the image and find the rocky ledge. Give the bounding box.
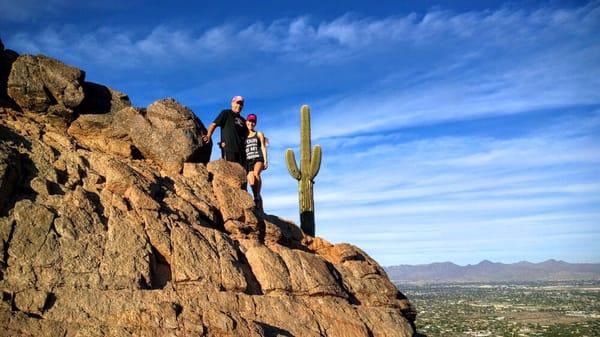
[0,41,417,337]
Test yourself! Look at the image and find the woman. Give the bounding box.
[244,113,268,212]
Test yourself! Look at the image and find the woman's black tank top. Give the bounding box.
[245,133,263,161]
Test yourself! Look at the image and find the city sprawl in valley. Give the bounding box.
[402,281,600,337]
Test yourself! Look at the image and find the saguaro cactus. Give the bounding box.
[285,105,322,236]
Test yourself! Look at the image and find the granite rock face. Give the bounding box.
[4,51,134,126]
[132,98,212,170]
[7,54,85,120]
[0,47,417,337]
[68,98,212,171]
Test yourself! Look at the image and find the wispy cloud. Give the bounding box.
[3,2,599,265]
[265,110,600,265]
[7,2,598,67]
[5,3,599,126]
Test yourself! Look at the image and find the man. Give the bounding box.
[203,95,247,166]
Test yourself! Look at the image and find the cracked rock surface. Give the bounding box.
[0,45,416,337]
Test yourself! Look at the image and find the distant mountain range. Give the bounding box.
[384,259,600,284]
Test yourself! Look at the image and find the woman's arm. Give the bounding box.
[258,132,268,169]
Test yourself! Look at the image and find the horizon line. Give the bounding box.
[385,258,600,267]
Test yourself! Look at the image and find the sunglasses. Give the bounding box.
[235,101,244,105]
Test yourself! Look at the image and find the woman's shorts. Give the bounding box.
[246,158,264,172]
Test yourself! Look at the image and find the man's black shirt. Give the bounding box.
[213,109,246,155]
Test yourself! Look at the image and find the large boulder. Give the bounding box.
[68,98,212,171]
[130,98,211,171]
[7,55,85,120]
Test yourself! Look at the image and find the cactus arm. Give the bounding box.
[309,145,322,179]
[285,148,301,180]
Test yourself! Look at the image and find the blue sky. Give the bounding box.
[2,0,599,266]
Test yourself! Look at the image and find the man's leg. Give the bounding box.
[223,151,239,162]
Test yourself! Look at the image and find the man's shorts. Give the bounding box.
[222,151,244,166]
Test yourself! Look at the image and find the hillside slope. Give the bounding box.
[0,42,416,336]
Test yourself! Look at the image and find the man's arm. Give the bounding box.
[203,123,217,143]
[203,110,227,144]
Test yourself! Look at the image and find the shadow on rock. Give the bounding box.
[257,322,295,337]
[76,81,131,115]
[0,125,37,215]
[0,41,19,108]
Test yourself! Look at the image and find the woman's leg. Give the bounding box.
[247,170,255,190]
[252,161,264,210]
[246,160,256,194]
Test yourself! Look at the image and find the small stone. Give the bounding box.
[14,289,49,315]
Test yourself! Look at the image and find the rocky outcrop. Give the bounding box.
[7,54,85,121]
[66,106,140,159]
[0,47,417,336]
[132,98,211,170]
[68,98,212,172]
[4,51,133,125]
